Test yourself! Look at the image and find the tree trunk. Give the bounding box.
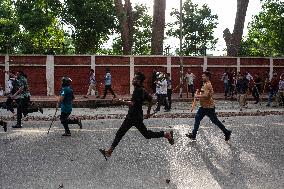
[114,0,134,55]
[151,0,166,55]
[223,0,249,56]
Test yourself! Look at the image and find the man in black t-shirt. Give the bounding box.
[99,72,174,161]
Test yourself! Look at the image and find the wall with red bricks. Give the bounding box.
[0,55,283,96]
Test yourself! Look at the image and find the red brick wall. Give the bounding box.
[0,55,283,95]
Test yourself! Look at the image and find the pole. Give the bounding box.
[179,0,183,98]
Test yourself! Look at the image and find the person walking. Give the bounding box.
[99,72,174,160]
[252,73,262,104]
[84,69,99,98]
[266,73,279,106]
[101,68,116,99]
[185,69,196,98]
[58,77,82,136]
[166,73,172,110]
[221,69,230,99]
[185,71,232,141]
[236,73,249,111]
[155,72,170,112]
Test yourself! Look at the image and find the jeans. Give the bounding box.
[192,107,230,137]
[224,83,229,96]
[268,90,278,105]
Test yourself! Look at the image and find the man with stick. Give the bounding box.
[99,72,174,160]
[186,71,232,141]
[58,77,82,136]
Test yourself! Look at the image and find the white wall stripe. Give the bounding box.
[129,56,134,94]
[46,55,54,96]
[4,54,9,93]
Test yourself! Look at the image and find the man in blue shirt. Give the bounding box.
[58,77,82,136]
[101,67,116,99]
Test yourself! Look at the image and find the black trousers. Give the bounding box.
[167,89,172,109]
[156,94,170,111]
[111,118,164,150]
[60,112,79,134]
[102,85,116,98]
[252,86,261,102]
[16,97,38,125]
[6,96,15,113]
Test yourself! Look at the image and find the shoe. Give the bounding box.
[164,109,170,112]
[266,104,270,107]
[167,131,174,145]
[99,149,109,161]
[96,95,100,98]
[225,130,232,141]
[62,133,71,136]
[12,124,22,128]
[77,119,82,129]
[38,107,43,114]
[3,122,7,132]
[185,133,196,141]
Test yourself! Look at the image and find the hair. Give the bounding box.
[203,71,212,78]
[62,77,72,87]
[135,72,145,83]
[106,67,110,72]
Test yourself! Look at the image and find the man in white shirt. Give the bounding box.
[155,72,170,112]
[185,69,196,98]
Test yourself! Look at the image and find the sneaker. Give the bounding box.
[185,133,196,141]
[3,122,7,132]
[166,131,174,145]
[77,119,82,129]
[225,130,232,141]
[62,133,71,136]
[12,124,22,128]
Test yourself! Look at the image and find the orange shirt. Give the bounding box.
[200,81,215,108]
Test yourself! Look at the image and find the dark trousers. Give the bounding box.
[60,112,79,134]
[252,86,260,102]
[188,84,195,97]
[16,97,39,125]
[167,89,172,109]
[111,118,164,150]
[6,96,15,113]
[192,107,230,137]
[156,94,169,111]
[102,85,116,98]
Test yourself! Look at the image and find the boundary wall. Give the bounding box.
[0,55,283,95]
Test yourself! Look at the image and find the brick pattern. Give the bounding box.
[0,55,283,95]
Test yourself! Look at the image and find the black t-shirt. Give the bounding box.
[127,86,152,120]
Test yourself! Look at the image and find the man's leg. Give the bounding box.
[167,89,172,109]
[101,85,108,98]
[60,112,71,136]
[155,94,162,112]
[0,120,7,132]
[187,107,205,139]
[207,108,231,141]
[13,99,23,128]
[66,116,82,129]
[109,85,116,98]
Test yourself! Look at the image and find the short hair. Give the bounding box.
[203,71,212,78]
[135,72,145,82]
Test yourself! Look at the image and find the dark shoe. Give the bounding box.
[225,130,232,141]
[164,109,171,112]
[99,149,109,161]
[266,104,270,106]
[185,133,196,141]
[167,131,174,145]
[96,95,100,98]
[38,107,43,114]
[77,119,82,129]
[3,122,7,132]
[12,124,22,128]
[62,133,71,136]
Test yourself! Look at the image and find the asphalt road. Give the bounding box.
[0,115,283,189]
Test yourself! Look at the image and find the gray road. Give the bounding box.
[0,115,283,189]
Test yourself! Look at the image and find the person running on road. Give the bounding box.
[186,71,232,141]
[58,77,82,136]
[99,72,174,160]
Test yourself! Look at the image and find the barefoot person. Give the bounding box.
[186,71,232,141]
[99,72,174,160]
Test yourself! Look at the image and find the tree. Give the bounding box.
[223,0,249,56]
[114,0,134,55]
[0,0,20,54]
[151,0,166,55]
[167,0,218,56]
[239,0,284,56]
[63,0,116,54]
[111,3,152,55]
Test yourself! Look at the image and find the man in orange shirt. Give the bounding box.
[186,71,232,141]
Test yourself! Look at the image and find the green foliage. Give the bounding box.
[239,0,284,56]
[111,3,152,55]
[62,0,116,54]
[167,0,218,56]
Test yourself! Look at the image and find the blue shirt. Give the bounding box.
[60,86,74,113]
[105,72,111,86]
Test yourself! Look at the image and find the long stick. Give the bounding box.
[47,107,58,134]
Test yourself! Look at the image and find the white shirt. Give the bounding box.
[186,73,195,85]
